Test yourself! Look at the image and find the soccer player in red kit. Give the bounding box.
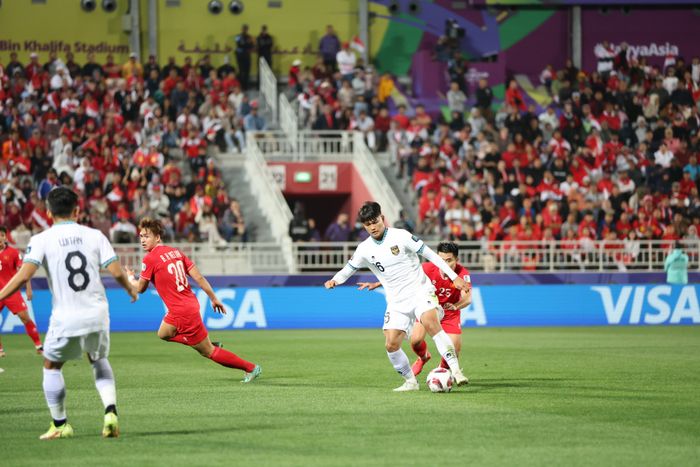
[126,218,261,382]
[410,241,471,375]
[0,226,42,356]
[359,241,471,375]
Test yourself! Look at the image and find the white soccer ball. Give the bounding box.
[426,367,453,393]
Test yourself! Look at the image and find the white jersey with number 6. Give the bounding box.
[346,228,434,303]
[23,221,118,337]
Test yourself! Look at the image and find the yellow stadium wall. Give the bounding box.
[0,0,380,77]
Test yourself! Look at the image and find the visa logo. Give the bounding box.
[591,286,700,325]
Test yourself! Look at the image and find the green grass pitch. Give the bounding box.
[1,327,699,466]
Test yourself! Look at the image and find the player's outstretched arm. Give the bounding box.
[0,263,38,301]
[108,262,139,302]
[124,266,149,294]
[445,289,472,310]
[419,245,469,292]
[326,262,358,289]
[188,264,226,314]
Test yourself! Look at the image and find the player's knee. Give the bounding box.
[157,331,171,341]
[385,341,400,352]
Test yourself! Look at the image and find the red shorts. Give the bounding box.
[440,310,462,335]
[163,312,208,346]
[0,292,28,315]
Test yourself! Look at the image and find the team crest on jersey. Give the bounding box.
[141,263,147,271]
[390,245,400,255]
[25,246,31,254]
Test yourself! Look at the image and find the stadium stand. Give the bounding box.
[0,50,253,247]
[285,40,700,254]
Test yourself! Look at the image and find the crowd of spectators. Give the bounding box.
[286,32,700,269]
[0,49,260,247]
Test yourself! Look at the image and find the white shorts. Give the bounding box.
[43,331,110,362]
[382,288,443,338]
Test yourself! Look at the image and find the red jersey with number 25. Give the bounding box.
[422,262,471,307]
[140,245,200,316]
[0,245,22,287]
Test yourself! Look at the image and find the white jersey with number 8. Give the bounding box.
[23,221,118,337]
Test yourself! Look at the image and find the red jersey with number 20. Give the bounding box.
[140,245,200,316]
[422,262,471,307]
[0,245,22,287]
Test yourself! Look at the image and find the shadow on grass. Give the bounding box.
[128,425,276,438]
[0,407,46,415]
[465,377,569,392]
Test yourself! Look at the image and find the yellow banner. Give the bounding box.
[0,1,131,64]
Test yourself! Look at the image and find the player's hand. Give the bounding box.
[211,299,226,314]
[452,276,469,292]
[124,266,139,286]
[324,280,337,289]
[128,287,138,303]
[26,291,33,301]
[357,281,381,291]
[443,303,456,310]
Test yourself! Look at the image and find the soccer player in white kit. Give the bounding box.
[324,202,470,391]
[0,187,138,439]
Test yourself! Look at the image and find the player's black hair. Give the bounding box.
[47,187,78,218]
[437,241,459,257]
[0,226,7,234]
[358,202,382,224]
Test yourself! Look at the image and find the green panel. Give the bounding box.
[373,14,424,75]
[492,83,506,100]
[498,9,556,52]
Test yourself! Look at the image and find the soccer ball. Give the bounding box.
[426,368,453,393]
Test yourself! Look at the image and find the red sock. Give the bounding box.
[412,340,428,360]
[24,320,41,347]
[439,358,450,369]
[209,346,255,372]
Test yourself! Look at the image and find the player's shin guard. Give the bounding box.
[24,320,41,347]
[209,346,256,372]
[92,358,117,410]
[42,368,67,422]
[411,340,428,360]
[387,349,415,381]
[431,331,460,372]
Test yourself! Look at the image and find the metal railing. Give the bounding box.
[250,130,355,162]
[290,239,700,273]
[247,130,402,224]
[47,239,696,276]
[278,93,298,135]
[258,57,277,123]
[244,137,295,271]
[352,132,402,225]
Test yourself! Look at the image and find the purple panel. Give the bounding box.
[33,273,698,290]
[501,11,570,81]
[581,8,700,71]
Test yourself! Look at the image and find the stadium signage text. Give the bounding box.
[592,286,699,325]
[606,41,680,59]
[0,39,129,55]
[1,285,698,333]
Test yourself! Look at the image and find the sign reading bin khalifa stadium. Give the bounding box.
[0,284,698,334]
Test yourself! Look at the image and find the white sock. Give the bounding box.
[387,349,415,381]
[92,358,117,409]
[432,331,460,372]
[42,368,66,421]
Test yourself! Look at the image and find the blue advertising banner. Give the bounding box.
[1,284,698,334]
